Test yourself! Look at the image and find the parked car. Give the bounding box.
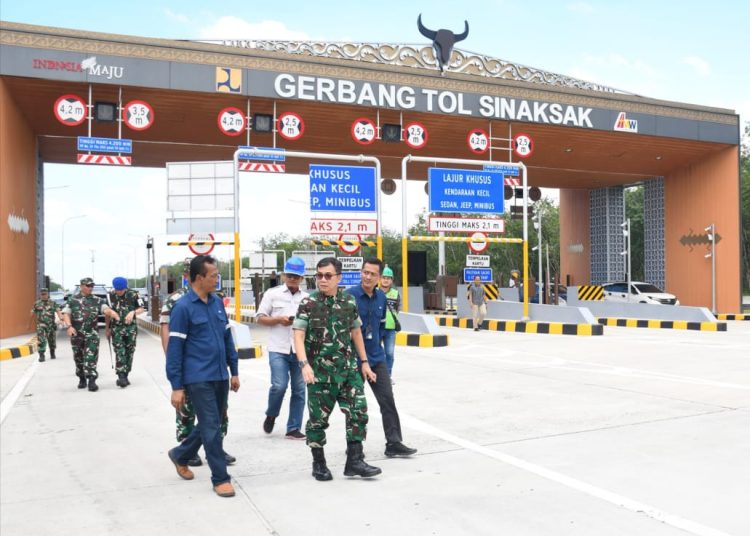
[602,282,679,305]
[49,290,66,307]
[133,287,149,309]
[66,284,112,327]
[528,284,568,305]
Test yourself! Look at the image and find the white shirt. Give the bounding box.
[256,284,308,354]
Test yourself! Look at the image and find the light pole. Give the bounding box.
[90,249,96,281]
[532,210,542,303]
[620,219,631,302]
[705,224,716,314]
[61,214,86,291]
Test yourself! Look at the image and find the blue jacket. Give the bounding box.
[166,289,238,390]
[347,285,386,366]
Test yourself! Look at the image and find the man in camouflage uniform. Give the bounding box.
[107,277,144,388]
[62,277,120,392]
[293,257,381,481]
[31,287,64,362]
[159,259,234,467]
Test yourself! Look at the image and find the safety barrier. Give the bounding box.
[436,316,603,336]
[466,283,499,300]
[577,285,604,301]
[0,338,37,361]
[597,318,727,331]
[136,315,264,355]
[716,314,749,321]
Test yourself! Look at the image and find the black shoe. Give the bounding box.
[38,353,45,362]
[474,327,479,331]
[87,378,99,392]
[116,373,127,388]
[187,455,202,467]
[124,374,130,386]
[385,442,417,457]
[224,452,237,465]
[285,429,306,440]
[50,350,56,359]
[344,441,381,478]
[311,447,333,481]
[263,416,275,434]
[77,377,87,389]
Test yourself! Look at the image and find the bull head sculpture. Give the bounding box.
[417,14,469,73]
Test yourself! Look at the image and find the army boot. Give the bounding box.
[343,442,382,478]
[123,373,131,386]
[88,377,99,392]
[38,352,45,362]
[116,373,127,388]
[50,349,56,359]
[311,447,333,481]
[77,376,87,389]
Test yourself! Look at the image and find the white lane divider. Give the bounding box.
[402,413,733,536]
[1,360,40,425]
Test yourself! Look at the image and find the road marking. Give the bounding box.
[1,361,40,425]
[402,414,733,536]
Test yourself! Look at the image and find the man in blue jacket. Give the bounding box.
[347,257,417,458]
[166,255,240,498]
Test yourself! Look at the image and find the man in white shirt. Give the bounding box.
[256,256,309,439]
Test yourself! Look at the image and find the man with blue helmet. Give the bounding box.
[257,256,309,439]
[107,276,144,387]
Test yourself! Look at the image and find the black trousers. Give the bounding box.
[366,361,402,444]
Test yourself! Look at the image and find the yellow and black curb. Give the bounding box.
[136,317,161,335]
[0,340,37,361]
[238,345,265,359]
[716,314,749,321]
[597,318,727,331]
[423,310,457,316]
[395,332,449,347]
[227,312,257,323]
[436,316,603,336]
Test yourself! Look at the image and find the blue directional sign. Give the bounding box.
[429,168,504,215]
[483,164,520,177]
[238,146,286,162]
[463,268,493,283]
[339,271,362,288]
[77,137,132,153]
[310,165,376,213]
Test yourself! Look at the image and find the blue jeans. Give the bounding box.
[266,351,306,432]
[171,380,230,486]
[383,329,396,376]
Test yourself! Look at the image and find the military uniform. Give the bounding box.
[63,278,110,382]
[160,286,229,442]
[294,288,368,447]
[109,287,140,378]
[31,289,60,361]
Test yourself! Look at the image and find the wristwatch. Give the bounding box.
[298,360,309,369]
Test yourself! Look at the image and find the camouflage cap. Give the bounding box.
[39,287,49,293]
[80,277,94,285]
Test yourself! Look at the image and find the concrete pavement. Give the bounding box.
[1,322,749,535]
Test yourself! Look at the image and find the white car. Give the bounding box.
[601,282,680,305]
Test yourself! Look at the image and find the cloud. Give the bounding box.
[567,2,594,14]
[198,16,310,41]
[682,56,711,77]
[164,8,190,24]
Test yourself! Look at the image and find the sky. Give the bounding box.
[2,0,748,289]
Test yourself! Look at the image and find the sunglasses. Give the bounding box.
[83,284,95,288]
[315,272,340,280]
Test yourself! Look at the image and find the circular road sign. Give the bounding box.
[468,232,489,254]
[123,100,154,131]
[467,128,489,154]
[513,132,534,158]
[404,122,428,149]
[351,117,376,145]
[53,94,87,126]
[277,112,305,140]
[217,107,246,136]
[188,233,215,256]
[338,234,361,255]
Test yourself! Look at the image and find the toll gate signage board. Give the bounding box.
[351,117,376,145]
[483,164,520,177]
[277,112,304,140]
[238,146,286,162]
[217,107,246,136]
[78,137,132,153]
[53,94,86,126]
[339,271,362,288]
[466,129,489,154]
[309,165,376,213]
[123,100,154,131]
[310,219,377,235]
[340,257,363,271]
[428,168,504,215]
[466,255,490,267]
[463,268,493,283]
[428,216,504,234]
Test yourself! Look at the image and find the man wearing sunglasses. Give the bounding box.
[293,257,381,481]
[348,258,417,459]
[62,277,120,391]
[257,256,308,440]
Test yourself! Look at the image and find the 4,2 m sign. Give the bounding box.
[310,219,377,235]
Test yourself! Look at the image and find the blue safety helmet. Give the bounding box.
[283,256,306,277]
[112,277,128,290]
